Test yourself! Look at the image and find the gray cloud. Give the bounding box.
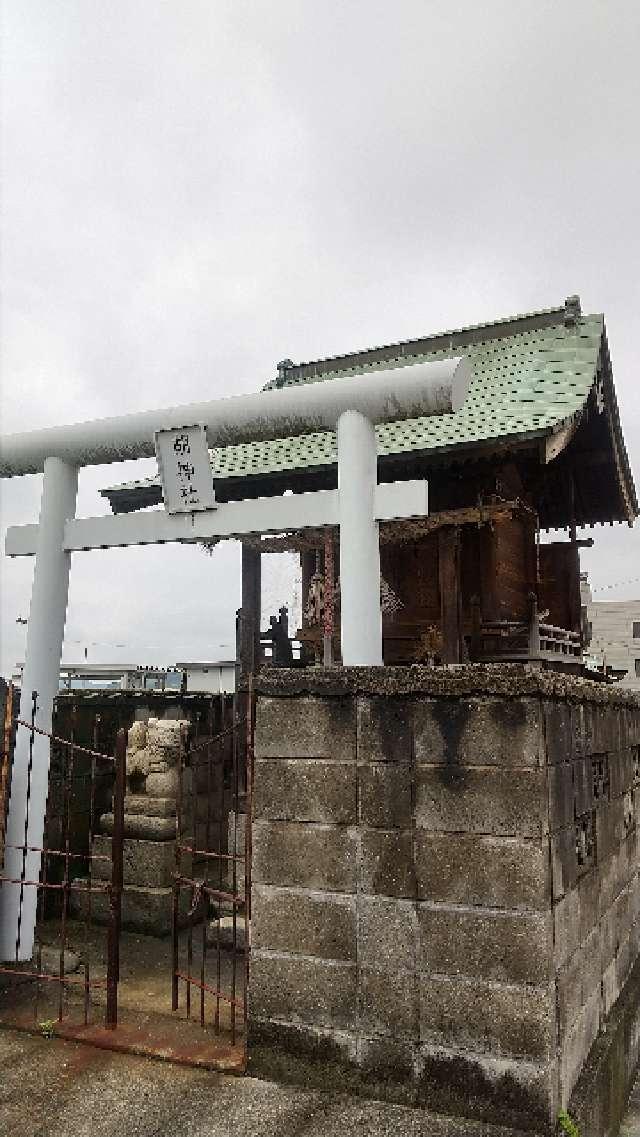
[1,0,639,676]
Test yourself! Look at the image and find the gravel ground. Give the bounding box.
[0,1028,532,1137]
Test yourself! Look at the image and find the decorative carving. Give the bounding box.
[125,718,187,793]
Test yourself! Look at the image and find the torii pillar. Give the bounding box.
[0,457,77,960]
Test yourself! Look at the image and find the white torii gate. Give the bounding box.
[0,357,471,958]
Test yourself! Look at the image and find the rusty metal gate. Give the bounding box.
[171,685,254,1052]
[0,681,253,1068]
[0,687,126,1031]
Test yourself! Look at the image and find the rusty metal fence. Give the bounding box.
[0,686,126,1030]
[172,684,254,1048]
[0,682,254,1064]
[0,680,254,1065]
[0,680,17,867]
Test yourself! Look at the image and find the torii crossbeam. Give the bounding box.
[0,357,471,958]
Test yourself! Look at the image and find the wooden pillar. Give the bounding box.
[240,543,261,677]
[438,526,463,664]
[479,523,498,621]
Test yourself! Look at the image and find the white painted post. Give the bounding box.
[337,411,383,666]
[0,457,78,960]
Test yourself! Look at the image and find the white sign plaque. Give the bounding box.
[154,424,216,514]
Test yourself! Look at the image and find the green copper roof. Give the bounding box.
[209,314,604,479]
[102,301,637,523]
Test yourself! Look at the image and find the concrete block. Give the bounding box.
[551,827,578,900]
[253,759,356,824]
[357,1035,419,1097]
[418,1045,557,1133]
[558,990,600,1106]
[413,697,543,767]
[70,881,190,935]
[592,708,612,754]
[92,833,179,887]
[247,1016,358,1070]
[544,701,575,764]
[577,869,599,943]
[121,884,181,934]
[358,967,419,1038]
[356,697,412,762]
[99,811,176,840]
[556,927,601,1041]
[359,829,416,899]
[610,748,634,799]
[553,889,581,968]
[598,848,622,918]
[573,758,594,815]
[124,795,176,817]
[629,870,640,926]
[358,763,413,828]
[418,905,552,985]
[419,975,555,1061]
[615,931,633,996]
[547,762,574,832]
[249,951,356,1030]
[255,696,355,760]
[601,888,630,969]
[596,797,625,863]
[145,770,180,797]
[252,820,357,892]
[574,703,593,758]
[252,884,356,960]
[206,914,246,952]
[415,832,549,910]
[358,896,418,972]
[601,957,618,1018]
[415,767,546,837]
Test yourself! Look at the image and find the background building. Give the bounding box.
[581,574,640,689]
[175,660,236,694]
[11,660,235,693]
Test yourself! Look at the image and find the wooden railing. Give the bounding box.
[470,594,582,666]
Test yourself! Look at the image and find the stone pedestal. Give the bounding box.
[72,717,192,936]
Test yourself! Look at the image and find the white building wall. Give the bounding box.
[581,582,640,691]
[181,663,236,694]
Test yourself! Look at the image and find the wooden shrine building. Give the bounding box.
[101,296,637,674]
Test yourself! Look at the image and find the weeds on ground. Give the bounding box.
[557,1110,580,1137]
[39,1020,55,1039]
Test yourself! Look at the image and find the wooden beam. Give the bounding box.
[479,522,498,622]
[240,544,261,678]
[241,501,527,555]
[543,416,580,464]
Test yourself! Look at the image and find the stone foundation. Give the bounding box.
[248,665,640,1135]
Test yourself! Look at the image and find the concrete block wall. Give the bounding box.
[248,667,640,1134]
[549,701,640,1122]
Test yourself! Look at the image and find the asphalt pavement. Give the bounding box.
[0,1028,533,1137]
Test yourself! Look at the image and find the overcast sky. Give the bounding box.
[1,0,639,677]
